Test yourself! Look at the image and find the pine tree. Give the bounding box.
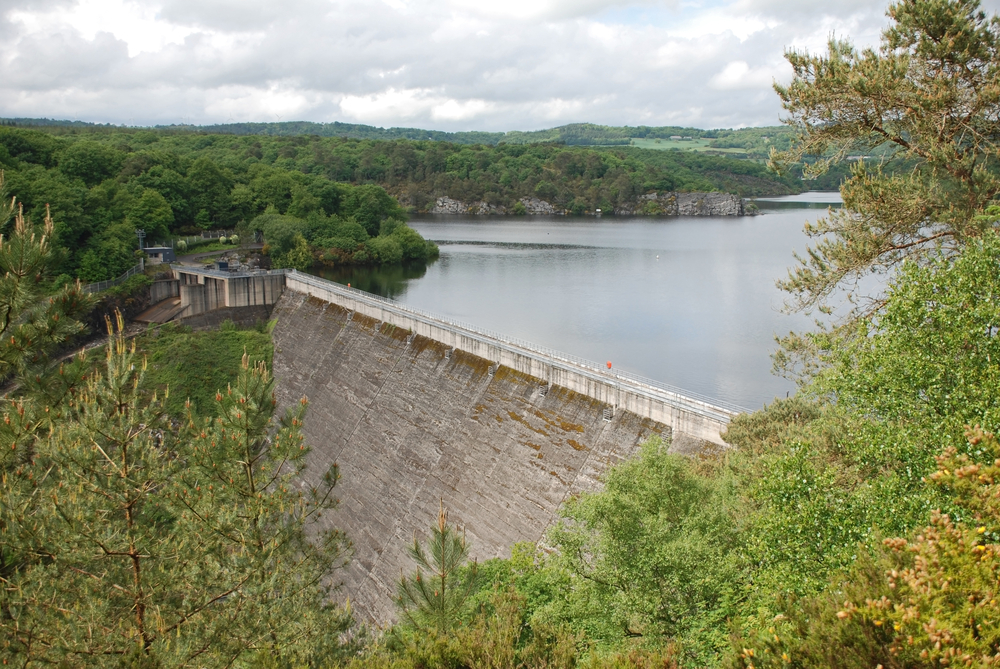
[396,503,478,633]
[770,0,1000,317]
[0,315,350,667]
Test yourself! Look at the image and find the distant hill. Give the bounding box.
[0,117,109,128]
[180,121,506,145]
[0,117,792,151]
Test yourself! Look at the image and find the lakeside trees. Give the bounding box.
[0,127,799,280]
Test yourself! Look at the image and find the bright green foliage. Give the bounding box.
[342,183,406,236]
[58,139,125,186]
[365,235,404,265]
[273,233,313,271]
[544,437,740,666]
[720,231,1000,643]
[772,0,1000,316]
[0,172,92,385]
[397,505,479,634]
[730,427,1000,669]
[815,231,1000,465]
[77,219,142,281]
[0,319,350,667]
[137,320,272,416]
[357,586,683,669]
[128,188,174,240]
[252,204,434,269]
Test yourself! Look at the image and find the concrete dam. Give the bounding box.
[170,266,744,623]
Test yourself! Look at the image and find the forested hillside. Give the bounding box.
[0,128,432,281]
[1,117,772,146]
[0,126,800,280]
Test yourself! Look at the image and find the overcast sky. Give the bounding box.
[1,0,995,131]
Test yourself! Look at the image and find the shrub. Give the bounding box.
[366,236,404,264]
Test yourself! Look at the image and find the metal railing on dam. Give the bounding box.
[282,269,746,444]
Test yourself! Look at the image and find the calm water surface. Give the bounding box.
[314,193,842,410]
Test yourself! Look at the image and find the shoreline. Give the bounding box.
[424,191,752,217]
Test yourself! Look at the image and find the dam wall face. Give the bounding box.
[284,271,737,445]
[270,291,673,624]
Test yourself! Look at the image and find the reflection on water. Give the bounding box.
[754,200,839,211]
[310,261,431,299]
[307,195,847,410]
[756,191,843,204]
[754,191,843,211]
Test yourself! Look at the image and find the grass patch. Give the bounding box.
[135,320,273,417]
[177,241,237,256]
[630,137,750,154]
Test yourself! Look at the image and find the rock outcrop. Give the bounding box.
[613,192,745,216]
[431,196,508,215]
[518,197,559,215]
[427,192,749,216]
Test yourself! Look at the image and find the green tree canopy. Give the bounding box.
[771,0,1000,315]
[58,140,125,187]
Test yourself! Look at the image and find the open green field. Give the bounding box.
[629,137,750,154]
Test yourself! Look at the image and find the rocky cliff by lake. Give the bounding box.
[428,192,749,216]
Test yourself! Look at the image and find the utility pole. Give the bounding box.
[135,229,146,250]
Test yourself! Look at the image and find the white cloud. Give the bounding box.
[2,0,989,130]
[709,60,781,90]
[446,0,667,22]
[431,98,493,121]
[8,0,199,56]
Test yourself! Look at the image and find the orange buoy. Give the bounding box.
[606,361,612,369]
[347,283,351,287]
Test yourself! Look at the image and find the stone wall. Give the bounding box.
[270,291,674,624]
[177,304,273,330]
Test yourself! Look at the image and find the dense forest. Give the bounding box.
[1,117,781,146]
[0,125,800,281]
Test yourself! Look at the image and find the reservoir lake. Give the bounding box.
[313,193,842,410]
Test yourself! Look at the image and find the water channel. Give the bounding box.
[311,192,843,410]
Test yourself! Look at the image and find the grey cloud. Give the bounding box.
[0,0,77,12]
[155,0,328,31]
[3,29,128,89]
[0,0,973,130]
